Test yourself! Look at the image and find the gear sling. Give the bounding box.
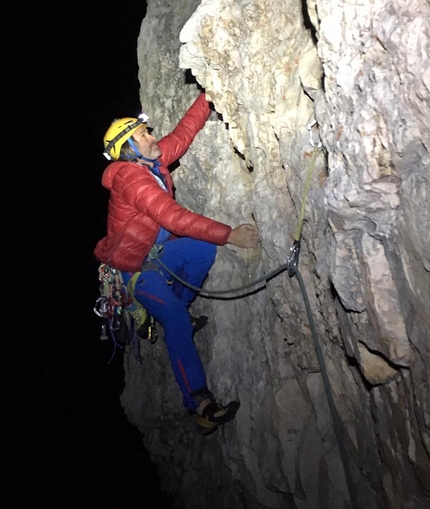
[93,262,158,347]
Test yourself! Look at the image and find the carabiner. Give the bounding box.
[287,239,301,277]
[307,119,322,149]
[93,297,107,317]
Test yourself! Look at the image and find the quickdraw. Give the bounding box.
[93,263,130,341]
[307,118,322,148]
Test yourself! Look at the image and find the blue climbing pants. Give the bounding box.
[123,238,217,411]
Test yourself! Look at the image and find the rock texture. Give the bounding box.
[120,1,430,507]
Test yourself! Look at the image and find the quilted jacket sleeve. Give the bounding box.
[121,169,232,245]
[158,93,211,168]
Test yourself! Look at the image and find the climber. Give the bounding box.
[94,91,259,435]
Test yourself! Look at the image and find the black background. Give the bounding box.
[6,2,172,507]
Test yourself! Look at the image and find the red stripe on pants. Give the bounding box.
[177,359,192,393]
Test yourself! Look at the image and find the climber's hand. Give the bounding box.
[227,224,259,248]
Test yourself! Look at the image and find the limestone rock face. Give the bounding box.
[120,1,430,507]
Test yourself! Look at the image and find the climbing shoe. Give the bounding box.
[191,315,208,334]
[196,400,240,436]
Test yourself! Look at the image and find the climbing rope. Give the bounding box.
[294,148,320,242]
[150,142,357,507]
[148,146,322,298]
[149,244,287,297]
[288,131,357,509]
[291,266,357,509]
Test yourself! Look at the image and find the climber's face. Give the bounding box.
[132,125,162,160]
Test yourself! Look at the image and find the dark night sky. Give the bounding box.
[6,2,172,507]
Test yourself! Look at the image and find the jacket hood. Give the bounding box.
[101,161,130,190]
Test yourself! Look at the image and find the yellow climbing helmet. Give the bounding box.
[103,112,149,160]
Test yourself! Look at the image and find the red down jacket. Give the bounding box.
[94,93,232,272]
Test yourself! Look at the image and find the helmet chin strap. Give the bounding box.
[139,154,160,166]
[127,139,159,166]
